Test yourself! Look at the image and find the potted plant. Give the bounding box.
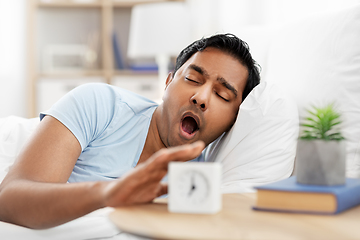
[295,103,346,185]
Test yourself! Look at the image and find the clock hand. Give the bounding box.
[188,174,196,196]
[188,184,196,196]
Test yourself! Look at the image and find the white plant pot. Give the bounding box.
[295,139,346,186]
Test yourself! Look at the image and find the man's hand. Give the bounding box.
[103,141,205,207]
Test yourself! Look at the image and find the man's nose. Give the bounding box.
[190,85,211,111]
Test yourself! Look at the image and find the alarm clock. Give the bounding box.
[168,162,222,214]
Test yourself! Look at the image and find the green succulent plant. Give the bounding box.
[300,103,344,141]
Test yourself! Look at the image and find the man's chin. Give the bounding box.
[168,136,198,148]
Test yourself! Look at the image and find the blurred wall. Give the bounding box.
[0,0,360,118]
[217,0,360,31]
[0,0,26,118]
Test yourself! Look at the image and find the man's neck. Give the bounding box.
[137,107,166,165]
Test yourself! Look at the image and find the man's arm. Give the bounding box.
[0,116,204,229]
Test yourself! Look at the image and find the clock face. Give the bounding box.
[175,170,210,205]
[168,162,222,214]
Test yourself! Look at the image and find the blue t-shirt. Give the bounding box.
[40,83,158,182]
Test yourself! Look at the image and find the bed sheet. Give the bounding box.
[0,206,150,240]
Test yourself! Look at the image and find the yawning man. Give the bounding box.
[0,34,260,229]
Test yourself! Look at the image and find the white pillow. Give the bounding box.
[205,81,299,193]
[0,116,39,183]
[264,5,360,178]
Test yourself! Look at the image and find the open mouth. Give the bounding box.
[181,115,199,136]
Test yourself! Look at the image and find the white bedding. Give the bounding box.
[0,206,152,240]
[0,208,119,240]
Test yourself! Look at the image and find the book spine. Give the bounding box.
[112,32,124,70]
[336,183,360,213]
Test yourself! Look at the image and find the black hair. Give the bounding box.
[173,33,261,101]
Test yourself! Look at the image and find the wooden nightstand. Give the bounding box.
[110,193,360,239]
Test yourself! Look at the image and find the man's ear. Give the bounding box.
[165,72,174,90]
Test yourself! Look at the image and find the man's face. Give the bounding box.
[159,47,249,147]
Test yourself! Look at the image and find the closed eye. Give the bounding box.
[185,77,200,84]
[216,92,229,102]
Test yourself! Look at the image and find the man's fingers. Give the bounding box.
[152,141,205,166]
[167,140,205,158]
[157,182,168,197]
